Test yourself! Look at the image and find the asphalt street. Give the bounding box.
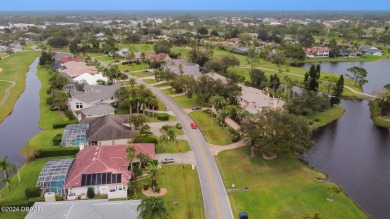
[135,77,234,219]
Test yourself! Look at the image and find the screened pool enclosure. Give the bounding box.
[61,123,89,147]
[36,159,74,195]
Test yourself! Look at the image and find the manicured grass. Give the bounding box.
[116,43,155,53]
[157,99,168,111]
[162,88,177,95]
[216,147,368,219]
[160,126,185,136]
[143,79,158,84]
[188,110,232,145]
[172,95,206,109]
[25,129,64,150]
[306,105,346,130]
[118,64,145,72]
[145,114,177,122]
[0,51,40,123]
[0,81,10,101]
[154,82,171,88]
[369,100,390,128]
[156,140,191,153]
[0,156,75,204]
[37,66,65,129]
[213,49,250,67]
[0,211,28,219]
[0,52,8,58]
[129,71,155,78]
[137,165,204,219]
[303,52,389,63]
[88,53,114,62]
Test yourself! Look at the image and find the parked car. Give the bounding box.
[162,158,174,164]
[192,106,202,110]
[191,122,198,129]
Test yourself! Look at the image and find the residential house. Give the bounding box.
[60,72,77,91]
[61,61,98,78]
[73,73,108,85]
[80,115,139,146]
[59,56,83,63]
[78,104,116,120]
[229,44,249,55]
[64,144,155,200]
[53,52,74,61]
[69,84,120,113]
[237,85,285,114]
[305,47,330,58]
[164,59,201,77]
[147,53,171,63]
[26,200,141,219]
[359,45,382,56]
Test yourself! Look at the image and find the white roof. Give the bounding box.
[73,73,108,85]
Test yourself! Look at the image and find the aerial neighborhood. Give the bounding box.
[0,9,390,219]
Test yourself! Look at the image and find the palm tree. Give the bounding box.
[0,156,16,191]
[159,133,169,152]
[219,109,229,129]
[167,128,176,147]
[148,163,160,192]
[209,95,227,111]
[135,114,146,130]
[128,114,137,130]
[137,153,150,169]
[129,78,136,88]
[137,197,169,219]
[126,146,136,171]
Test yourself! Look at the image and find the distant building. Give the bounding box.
[163,59,201,77]
[305,47,330,58]
[359,45,382,56]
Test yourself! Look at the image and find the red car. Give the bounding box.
[191,122,198,129]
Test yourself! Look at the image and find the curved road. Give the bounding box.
[134,77,234,219]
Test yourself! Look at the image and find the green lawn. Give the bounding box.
[0,52,8,58]
[25,129,64,150]
[188,110,232,145]
[37,66,65,129]
[306,105,346,130]
[0,51,40,123]
[369,100,390,128]
[137,165,204,219]
[129,71,155,78]
[172,95,207,109]
[156,140,191,153]
[116,43,155,53]
[162,88,177,95]
[216,147,368,219]
[118,64,146,72]
[0,81,10,102]
[143,79,158,84]
[157,99,167,111]
[160,126,185,136]
[145,114,177,122]
[213,49,250,67]
[304,52,389,63]
[0,211,27,219]
[154,82,171,88]
[0,156,75,204]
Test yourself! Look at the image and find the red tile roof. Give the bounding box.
[148,53,170,62]
[64,144,155,188]
[59,56,83,63]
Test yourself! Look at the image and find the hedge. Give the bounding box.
[64,110,77,121]
[132,134,158,144]
[52,120,78,129]
[25,186,41,199]
[35,147,79,158]
[157,113,169,121]
[52,134,62,146]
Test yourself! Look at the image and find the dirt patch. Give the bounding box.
[263,153,278,160]
[0,68,3,73]
[379,116,390,122]
[141,188,167,197]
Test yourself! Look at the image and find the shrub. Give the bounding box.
[175,123,182,129]
[25,186,41,199]
[55,195,64,201]
[52,134,62,146]
[314,118,320,122]
[157,113,169,121]
[155,186,161,193]
[231,134,241,143]
[205,109,211,114]
[35,147,79,158]
[52,120,78,129]
[132,134,158,144]
[87,187,95,199]
[143,184,150,190]
[162,125,171,131]
[64,110,77,121]
[141,124,150,132]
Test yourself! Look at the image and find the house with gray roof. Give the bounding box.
[359,45,382,56]
[77,103,116,120]
[69,84,120,115]
[163,59,201,77]
[26,199,141,219]
[81,115,139,146]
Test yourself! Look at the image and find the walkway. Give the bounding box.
[208,139,246,156]
[239,66,377,99]
[0,80,16,108]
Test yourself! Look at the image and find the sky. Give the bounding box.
[1,0,390,11]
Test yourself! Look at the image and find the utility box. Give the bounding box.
[44,192,56,202]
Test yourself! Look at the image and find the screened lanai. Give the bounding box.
[36,159,75,195]
[61,123,89,147]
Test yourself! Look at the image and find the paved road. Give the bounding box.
[134,77,233,219]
